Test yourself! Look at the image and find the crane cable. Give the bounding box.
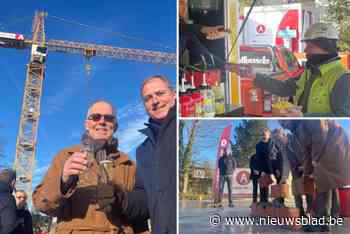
[47,14,175,51]
[227,0,258,59]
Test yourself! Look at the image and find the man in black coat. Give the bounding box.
[0,168,17,234]
[12,190,33,234]
[179,0,226,66]
[255,128,280,204]
[217,148,236,208]
[121,75,176,234]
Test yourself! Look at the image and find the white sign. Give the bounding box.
[240,55,271,65]
[193,168,206,179]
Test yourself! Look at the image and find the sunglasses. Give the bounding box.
[88,113,115,123]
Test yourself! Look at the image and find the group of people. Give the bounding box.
[0,75,176,234]
[0,169,33,234]
[249,120,350,232]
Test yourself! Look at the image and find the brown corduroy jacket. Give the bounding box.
[33,145,149,234]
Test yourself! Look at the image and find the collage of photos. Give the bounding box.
[0,0,350,234]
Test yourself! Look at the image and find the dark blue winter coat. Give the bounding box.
[0,182,17,234]
[137,106,176,234]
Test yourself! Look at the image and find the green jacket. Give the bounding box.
[295,60,347,114]
[254,58,350,116]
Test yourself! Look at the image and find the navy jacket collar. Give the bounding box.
[139,105,176,144]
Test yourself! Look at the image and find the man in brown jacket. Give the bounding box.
[280,120,350,232]
[32,100,148,234]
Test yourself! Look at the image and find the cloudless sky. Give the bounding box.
[185,119,350,166]
[0,1,176,188]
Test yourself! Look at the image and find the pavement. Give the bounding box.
[179,199,350,234]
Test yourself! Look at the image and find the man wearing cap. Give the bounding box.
[254,23,350,116]
[32,100,148,234]
[0,168,18,234]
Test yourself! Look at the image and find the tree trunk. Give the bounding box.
[180,120,199,194]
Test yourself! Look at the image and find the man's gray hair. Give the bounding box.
[86,100,116,119]
[140,75,173,97]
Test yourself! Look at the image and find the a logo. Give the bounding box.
[209,213,222,227]
[256,24,266,34]
[220,139,228,147]
[15,34,24,40]
[236,171,250,185]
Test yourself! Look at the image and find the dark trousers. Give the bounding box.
[219,175,233,204]
[260,187,269,203]
[315,189,340,218]
[252,178,258,203]
[295,194,313,216]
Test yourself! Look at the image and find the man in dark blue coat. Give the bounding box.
[0,168,17,234]
[13,190,33,234]
[249,154,259,205]
[121,75,176,234]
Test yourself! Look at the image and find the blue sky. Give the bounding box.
[0,1,176,188]
[184,119,350,166]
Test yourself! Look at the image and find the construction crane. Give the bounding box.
[0,11,176,205]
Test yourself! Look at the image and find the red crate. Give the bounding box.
[271,184,290,198]
[258,174,273,188]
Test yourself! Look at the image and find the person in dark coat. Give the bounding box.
[284,133,313,217]
[217,148,236,207]
[279,120,350,232]
[179,0,227,66]
[249,154,259,205]
[0,168,17,234]
[12,190,33,234]
[255,128,274,204]
[121,75,176,234]
[270,129,288,208]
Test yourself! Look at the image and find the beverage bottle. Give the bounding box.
[189,73,203,117]
[200,72,215,117]
[179,73,195,117]
[212,82,225,114]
